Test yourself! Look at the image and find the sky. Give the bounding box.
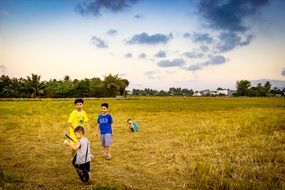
[1,0,285,90]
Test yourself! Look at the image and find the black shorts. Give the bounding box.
[78,162,90,172]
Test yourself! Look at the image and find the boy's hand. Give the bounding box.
[64,140,69,146]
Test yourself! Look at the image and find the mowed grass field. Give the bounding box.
[0,97,285,190]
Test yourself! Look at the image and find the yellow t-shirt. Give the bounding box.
[68,110,88,143]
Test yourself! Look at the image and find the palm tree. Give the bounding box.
[264,81,271,92]
[103,74,121,97]
[25,74,44,98]
[9,78,22,97]
[119,79,129,96]
[63,75,71,82]
[236,80,251,96]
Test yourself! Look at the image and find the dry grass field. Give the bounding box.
[0,97,285,190]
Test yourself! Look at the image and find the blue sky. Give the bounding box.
[1,0,285,90]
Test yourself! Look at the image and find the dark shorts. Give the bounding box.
[78,161,90,172]
[101,133,112,147]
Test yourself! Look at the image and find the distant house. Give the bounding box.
[210,91,218,96]
[201,89,210,96]
[192,89,237,96]
[228,90,237,96]
[209,89,230,96]
[217,89,228,95]
[193,91,202,96]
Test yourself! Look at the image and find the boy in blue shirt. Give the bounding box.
[97,103,113,160]
[127,119,139,133]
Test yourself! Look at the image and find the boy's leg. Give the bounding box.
[130,126,134,132]
[103,147,106,155]
[101,134,107,157]
[69,128,78,157]
[77,162,90,183]
[105,134,112,159]
[88,172,91,183]
[69,128,78,143]
[86,162,91,181]
[106,146,111,155]
[106,146,111,160]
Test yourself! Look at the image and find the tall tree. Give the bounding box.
[25,74,44,98]
[236,80,251,96]
[264,81,271,92]
[63,75,71,82]
[89,77,102,97]
[119,79,129,96]
[0,75,11,97]
[103,74,121,97]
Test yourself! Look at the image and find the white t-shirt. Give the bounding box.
[76,137,91,164]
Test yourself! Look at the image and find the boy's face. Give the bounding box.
[75,131,83,139]
[75,103,83,111]
[128,120,133,125]
[101,106,108,114]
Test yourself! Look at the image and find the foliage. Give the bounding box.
[25,74,44,98]
[0,74,129,98]
[236,80,283,97]
[132,87,194,96]
[1,74,283,98]
[236,80,252,96]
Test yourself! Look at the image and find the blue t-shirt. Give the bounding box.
[133,122,139,132]
[97,114,113,134]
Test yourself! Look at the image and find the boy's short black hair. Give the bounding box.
[127,119,132,122]
[101,103,109,108]
[74,126,85,135]
[74,98,84,105]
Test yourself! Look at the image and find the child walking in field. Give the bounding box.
[67,98,89,156]
[64,126,91,183]
[127,119,139,133]
[97,103,113,160]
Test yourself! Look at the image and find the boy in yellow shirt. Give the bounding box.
[67,98,89,155]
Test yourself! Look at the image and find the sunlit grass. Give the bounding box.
[0,97,284,189]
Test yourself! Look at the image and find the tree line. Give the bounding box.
[0,74,284,98]
[131,81,284,97]
[236,80,284,97]
[0,74,129,98]
[132,88,194,96]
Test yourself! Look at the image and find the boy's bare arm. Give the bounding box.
[96,124,100,136]
[64,141,80,150]
[70,143,80,150]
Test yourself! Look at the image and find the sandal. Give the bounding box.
[106,154,112,160]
